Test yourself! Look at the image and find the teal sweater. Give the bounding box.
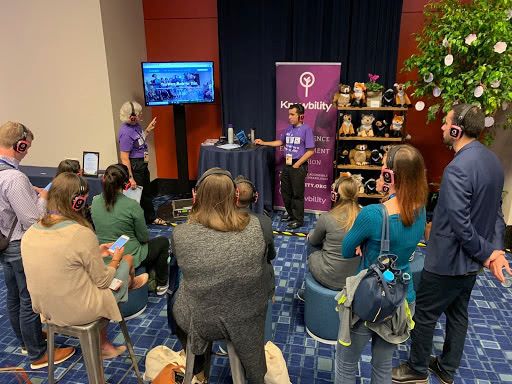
[341,204,426,303]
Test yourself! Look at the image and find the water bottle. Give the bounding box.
[250,128,256,143]
[227,124,234,144]
[502,268,512,288]
[383,270,395,283]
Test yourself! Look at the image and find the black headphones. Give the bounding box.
[381,145,402,194]
[193,168,238,203]
[71,174,88,211]
[129,102,137,122]
[13,124,30,153]
[449,104,474,139]
[234,175,259,204]
[108,164,131,191]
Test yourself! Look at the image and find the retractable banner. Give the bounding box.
[274,62,340,212]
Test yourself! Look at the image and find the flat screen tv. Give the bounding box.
[141,61,215,106]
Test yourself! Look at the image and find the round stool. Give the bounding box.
[304,272,339,344]
[119,266,148,320]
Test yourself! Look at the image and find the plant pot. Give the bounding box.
[367,91,382,108]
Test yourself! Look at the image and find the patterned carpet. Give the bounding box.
[0,199,511,383]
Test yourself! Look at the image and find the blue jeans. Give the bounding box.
[0,241,46,361]
[335,320,396,384]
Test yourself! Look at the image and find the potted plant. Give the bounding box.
[366,73,384,107]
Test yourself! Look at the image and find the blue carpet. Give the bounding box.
[0,202,511,383]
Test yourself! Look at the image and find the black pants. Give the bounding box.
[130,157,155,224]
[140,237,169,286]
[409,269,477,377]
[280,163,307,223]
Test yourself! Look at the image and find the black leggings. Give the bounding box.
[141,237,169,286]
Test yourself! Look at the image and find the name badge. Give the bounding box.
[285,154,293,166]
[144,151,149,163]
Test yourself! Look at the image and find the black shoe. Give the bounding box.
[281,213,294,222]
[287,221,303,230]
[429,356,453,384]
[392,363,428,384]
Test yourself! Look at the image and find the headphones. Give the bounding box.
[234,175,259,204]
[71,175,89,211]
[129,102,138,122]
[331,172,351,203]
[193,168,239,204]
[13,124,30,153]
[290,104,305,123]
[381,145,401,194]
[449,104,474,139]
[105,164,131,191]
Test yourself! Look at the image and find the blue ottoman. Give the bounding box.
[119,267,148,320]
[304,272,339,344]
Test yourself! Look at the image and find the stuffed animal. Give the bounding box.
[338,148,350,165]
[380,144,392,155]
[351,82,367,107]
[382,88,395,107]
[333,84,352,107]
[358,114,375,137]
[364,178,378,195]
[390,114,404,138]
[394,83,412,108]
[373,119,389,137]
[349,144,371,166]
[369,149,383,166]
[338,114,355,137]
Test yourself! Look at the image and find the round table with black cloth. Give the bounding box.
[198,145,274,214]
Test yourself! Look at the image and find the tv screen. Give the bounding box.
[141,61,215,106]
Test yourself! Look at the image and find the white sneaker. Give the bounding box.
[156,284,169,296]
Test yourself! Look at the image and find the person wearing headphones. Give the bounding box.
[0,121,76,369]
[393,105,510,384]
[255,103,315,229]
[91,164,170,296]
[118,101,166,225]
[172,168,273,383]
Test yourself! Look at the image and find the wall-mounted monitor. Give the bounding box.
[141,61,215,106]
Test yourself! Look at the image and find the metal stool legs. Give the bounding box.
[118,319,143,383]
[226,342,245,384]
[78,325,104,384]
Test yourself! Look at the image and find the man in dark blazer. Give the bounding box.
[392,104,510,384]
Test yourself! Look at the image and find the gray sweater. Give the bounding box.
[172,216,273,383]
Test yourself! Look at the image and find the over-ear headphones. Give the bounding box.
[331,172,351,203]
[129,102,137,122]
[381,145,401,194]
[234,175,259,204]
[449,104,474,139]
[13,124,30,153]
[193,168,239,204]
[104,164,131,191]
[71,175,88,211]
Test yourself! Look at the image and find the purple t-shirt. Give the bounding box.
[118,123,147,159]
[279,123,315,159]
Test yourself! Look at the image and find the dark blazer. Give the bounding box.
[425,141,505,276]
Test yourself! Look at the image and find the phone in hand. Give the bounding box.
[109,278,123,291]
[108,235,130,254]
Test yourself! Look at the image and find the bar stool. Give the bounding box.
[47,316,143,384]
[183,335,246,384]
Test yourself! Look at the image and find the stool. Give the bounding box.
[119,266,148,320]
[47,317,143,384]
[183,335,245,384]
[304,272,339,344]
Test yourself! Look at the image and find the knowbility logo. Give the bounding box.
[299,72,315,98]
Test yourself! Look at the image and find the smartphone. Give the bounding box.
[108,235,130,254]
[109,278,123,291]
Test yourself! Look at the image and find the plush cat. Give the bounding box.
[351,82,367,107]
[358,114,375,137]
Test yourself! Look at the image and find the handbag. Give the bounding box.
[0,217,18,252]
[352,204,410,323]
[151,363,185,384]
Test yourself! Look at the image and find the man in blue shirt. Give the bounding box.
[255,104,315,229]
[392,105,510,384]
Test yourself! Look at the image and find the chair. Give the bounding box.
[119,266,148,320]
[46,316,143,384]
[183,335,245,384]
[304,272,339,344]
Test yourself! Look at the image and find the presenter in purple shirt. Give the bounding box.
[118,101,165,225]
[255,104,315,229]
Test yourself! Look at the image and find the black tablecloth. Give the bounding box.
[20,166,103,205]
[198,145,274,213]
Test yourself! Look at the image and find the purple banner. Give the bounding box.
[274,62,340,212]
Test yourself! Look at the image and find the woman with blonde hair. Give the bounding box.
[22,172,145,359]
[172,168,273,383]
[335,144,428,384]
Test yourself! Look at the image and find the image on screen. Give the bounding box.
[141,61,215,106]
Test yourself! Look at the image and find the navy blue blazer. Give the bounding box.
[425,141,505,276]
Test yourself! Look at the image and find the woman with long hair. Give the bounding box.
[335,144,428,384]
[91,163,169,295]
[21,172,144,359]
[172,168,273,384]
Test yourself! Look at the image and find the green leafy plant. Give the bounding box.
[402,0,512,144]
[365,73,384,92]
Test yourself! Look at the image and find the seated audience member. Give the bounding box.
[301,174,362,296]
[335,144,428,384]
[0,121,74,369]
[45,159,81,190]
[91,164,170,295]
[21,172,143,359]
[172,168,273,383]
